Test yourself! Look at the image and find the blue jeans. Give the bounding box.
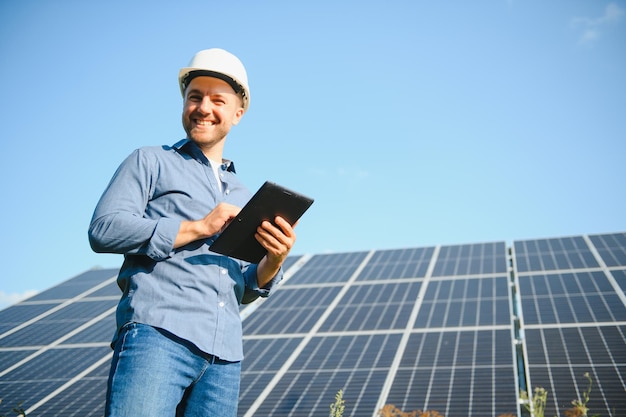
[105,323,241,417]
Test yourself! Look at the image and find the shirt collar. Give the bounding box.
[173,139,237,173]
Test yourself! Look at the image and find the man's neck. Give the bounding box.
[189,138,225,162]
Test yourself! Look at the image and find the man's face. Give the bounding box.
[182,76,244,152]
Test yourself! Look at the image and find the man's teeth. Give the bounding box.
[196,120,213,126]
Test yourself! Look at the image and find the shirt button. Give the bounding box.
[221,268,227,275]
[219,301,225,308]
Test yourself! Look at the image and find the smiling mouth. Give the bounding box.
[194,119,215,126]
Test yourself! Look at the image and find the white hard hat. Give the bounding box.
[178,48,250,111]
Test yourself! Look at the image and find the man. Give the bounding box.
[89,48,296,416]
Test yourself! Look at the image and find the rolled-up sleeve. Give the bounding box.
[240,263,283,304]
[88,149,180,261]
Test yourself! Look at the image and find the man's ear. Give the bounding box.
[232,107,245,126]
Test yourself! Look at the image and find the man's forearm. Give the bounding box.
[174,220,211,249]
[256,256,282,288]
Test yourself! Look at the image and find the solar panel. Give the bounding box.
[515,233,626,417]
[0,268,117,417]
[0,233,624,416]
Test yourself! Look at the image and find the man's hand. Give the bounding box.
[255,216,297,287]
[174,203,241,249]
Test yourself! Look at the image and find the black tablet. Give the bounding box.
[209,181,314,263]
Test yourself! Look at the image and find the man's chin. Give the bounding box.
[187,134,226,148]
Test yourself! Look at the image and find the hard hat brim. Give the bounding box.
[178,68,250,111]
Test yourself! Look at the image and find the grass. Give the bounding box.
[520,372,600,417]
[330,389,346,417]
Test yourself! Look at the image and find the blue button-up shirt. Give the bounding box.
[88,139,281,361]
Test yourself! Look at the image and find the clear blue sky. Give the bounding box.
[1,0,624,308]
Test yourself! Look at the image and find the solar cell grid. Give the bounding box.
[527,365,626,417]
[84,284,121,298]
[514,237,600,273]
[518,272,626,325]
[611,269,626,292]
[26,269,117,302]
[319,281,421,332]
[516,234,626,417]
[2,346,109,380]
[0,351,35,372]
[0,303,60,332]
[0,346,110,414]
[0,380,54,412]
[238,372,276,413]
[356,246,434,280]
[589,232,626,267]
[432,242,507,277]
[415,277,511,328]
[284,251,369,285]
[591,293,626,322]
[49,299,114,321]
[61,313,116,344]
[29,377,107,417]
[0,300,116,347]
[388,330,517,417]
[242,286,342,335]
[254,368,388,417]
[2,322,77,348]
[242,337,304,372]
[560,236,599,269]
[293,334,400,370]
[281,255,301,271]
[247,333,400,417]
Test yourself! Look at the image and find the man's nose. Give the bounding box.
[199,96,213,113]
